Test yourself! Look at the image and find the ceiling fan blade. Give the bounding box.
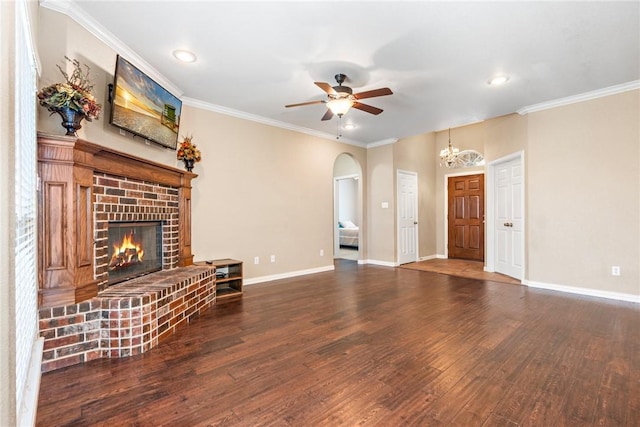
[352,102,383,115]
[321,109,334,121]
[285,100,326,108]
[315,82,337,95]
[354,87,393,100]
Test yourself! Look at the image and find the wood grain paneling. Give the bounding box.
[44,182,66,271]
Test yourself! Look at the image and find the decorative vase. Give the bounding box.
[183,158,195,172]
[55,106,86,136]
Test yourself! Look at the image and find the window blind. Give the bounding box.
[13,0,38,415]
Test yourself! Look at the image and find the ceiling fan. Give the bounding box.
[285,73,393,121]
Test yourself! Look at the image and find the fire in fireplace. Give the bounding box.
[107,221,163,285]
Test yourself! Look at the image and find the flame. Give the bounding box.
[109,230,144,269]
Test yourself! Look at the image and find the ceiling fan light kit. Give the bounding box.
[285,73,393,121]
[327,98,354,116]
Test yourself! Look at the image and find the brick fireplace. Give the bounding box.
[93,173,180,290]
[37,133,216,372]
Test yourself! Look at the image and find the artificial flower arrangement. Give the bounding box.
[176,135,202,162]
[37,56,102,121]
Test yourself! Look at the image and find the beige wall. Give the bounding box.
[395,133,437,258]
[334,152,360,177]
[428,94,639,297]
[527,90,639,295]
[484,113,527,162]
[181,105,367,278]
[366,144,395,263]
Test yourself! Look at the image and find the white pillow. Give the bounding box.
[343,220,357,228]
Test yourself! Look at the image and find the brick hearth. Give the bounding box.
[39,266,215,372]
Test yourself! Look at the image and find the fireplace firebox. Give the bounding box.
[107,221,163,285]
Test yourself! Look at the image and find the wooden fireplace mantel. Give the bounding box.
[37,132,197,308]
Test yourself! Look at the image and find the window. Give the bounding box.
[13,0,39,422]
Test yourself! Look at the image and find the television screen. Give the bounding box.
[110,55,181,150]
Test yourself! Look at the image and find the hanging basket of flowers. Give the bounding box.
[37,56,102,136]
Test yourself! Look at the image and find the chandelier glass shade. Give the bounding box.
[440,128,460,168]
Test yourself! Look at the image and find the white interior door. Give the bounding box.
[397,170,418,265]
[495,158,523,279]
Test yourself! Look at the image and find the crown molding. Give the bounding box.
[517,80,640,115]
[182,97,366,148]
[366,138,399,149]
[39,0,184,97]
[40,0,394,149]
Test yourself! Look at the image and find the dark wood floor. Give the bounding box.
[37,260,640,426]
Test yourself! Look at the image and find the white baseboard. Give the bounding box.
[244,265,335,286]
[18,337,43,427]
[418,254,439,261]
[363,259,397,267]
[243,263,639,305]
[524,279,640,304]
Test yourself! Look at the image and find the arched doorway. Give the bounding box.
[333,153,362,261]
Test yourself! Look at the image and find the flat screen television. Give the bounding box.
[110,55,181,150]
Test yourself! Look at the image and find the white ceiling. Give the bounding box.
[48,1,639,146]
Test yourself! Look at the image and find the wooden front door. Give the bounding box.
[448,174,484,261]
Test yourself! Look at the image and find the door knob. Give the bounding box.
[414,221,418,225]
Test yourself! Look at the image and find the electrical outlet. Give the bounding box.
[270,255,276,263]
[254,256,260,265]
[611,266,621,276]
[320,249,324,256]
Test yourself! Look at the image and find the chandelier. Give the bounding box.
[440,128,460,168]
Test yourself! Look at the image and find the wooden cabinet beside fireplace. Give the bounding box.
[38,134,99,307]
[37,133,197,308]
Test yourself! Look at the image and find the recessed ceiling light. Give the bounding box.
[173,50,197,63]
[343,123,356,130]
[488,75,510,86]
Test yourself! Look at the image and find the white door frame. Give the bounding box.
[397,169,419,265]
[333,173,360,259]
[443,169,485,259]
[485,151,525,276]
